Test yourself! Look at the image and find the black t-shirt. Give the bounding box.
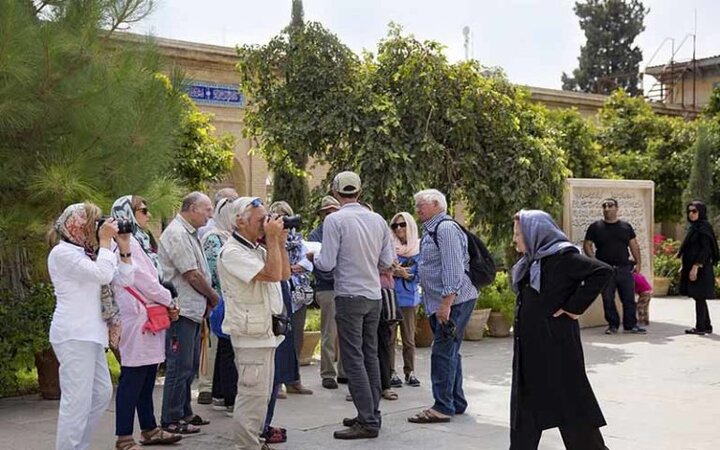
[584,220,636,266]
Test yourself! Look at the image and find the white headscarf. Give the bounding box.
[390,212,420,257]
[201,197,235,246]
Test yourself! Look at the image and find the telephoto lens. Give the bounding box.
[282,215,302,230]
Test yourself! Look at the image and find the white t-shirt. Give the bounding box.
[218,234,284,348]
[48,241,133,347]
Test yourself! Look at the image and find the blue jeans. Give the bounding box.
[335,296,382,430]
[601,265,637,330]
[116,364,158,436]
[429,298,475,416]
[161,316,202,425]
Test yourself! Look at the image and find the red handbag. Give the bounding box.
[125,287,171,334]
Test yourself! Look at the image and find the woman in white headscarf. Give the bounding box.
[509,210,612,450]
[110,195,181,448]
[201,197,239,415]
[48,202,133,450]
[389,212,422,387]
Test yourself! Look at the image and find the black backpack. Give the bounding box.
[429,218,496,289]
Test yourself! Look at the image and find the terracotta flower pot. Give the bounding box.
[463,308,491,341]
[35,347,61,400]
[415,316,433,348]
[653,277,671,296]
[487,311,511,337]
[299,331,321,366]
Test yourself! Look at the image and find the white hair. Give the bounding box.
[414,189,447,212]
[229,198,254,225]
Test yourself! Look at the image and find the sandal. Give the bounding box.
[140,427,183,445]
[115,438,142,450]
[263,426,287,444]
[381,389,398,401]
[407,409,451,424]
[185,414,210,426]
[162,421,200,435]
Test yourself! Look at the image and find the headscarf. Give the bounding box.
[201,197,236,246]
[510,210,578,293]
[390,212,420,257]
[111,195,161,273]
[54,203,89,247]
[679,201,720,264]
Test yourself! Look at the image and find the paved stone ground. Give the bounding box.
[1,297,719,450]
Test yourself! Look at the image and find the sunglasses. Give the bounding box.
[135,207,149,215]
[391,222,407,230]
[601,202,616,209]
[688,208,698,214]
[250,198,263,208]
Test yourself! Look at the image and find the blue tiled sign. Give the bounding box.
[187,82,245,108]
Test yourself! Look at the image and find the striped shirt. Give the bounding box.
[418,213,478,315]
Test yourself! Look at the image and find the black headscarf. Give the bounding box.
[678,201,720,264]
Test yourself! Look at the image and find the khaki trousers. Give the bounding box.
[389,306,418,376]
[231,345,275,450]
[315,290,344,379]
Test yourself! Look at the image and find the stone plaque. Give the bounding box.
[563,178,655,328]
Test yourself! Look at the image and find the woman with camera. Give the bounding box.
[110,196,181,449]
[48,202,134,450]
[389,212,422,388]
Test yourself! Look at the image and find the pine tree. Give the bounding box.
[562,0,647,96]
[0,0,187,294]
[291,0,304,28]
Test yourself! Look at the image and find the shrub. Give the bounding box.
[476,272,515,323]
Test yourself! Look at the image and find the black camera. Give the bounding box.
[282,215,302,230]
[96,216,134,234]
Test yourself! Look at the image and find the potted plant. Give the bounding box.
[653,235,681,296]
[414,303,433,348]
[475,272,515,338]
[299,307,321,366]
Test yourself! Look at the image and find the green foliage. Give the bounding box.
[304,307,321,332]
[562,0,647,96]
[704,86,720,118]
[476,272,515,323]
[238,18,359,213]
[0,283,54,395]
[683,123,716,209]
[546,108,610,178]
[653,254,681,279]
[173,96,235,191]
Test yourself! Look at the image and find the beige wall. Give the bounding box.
[670,72,720,107]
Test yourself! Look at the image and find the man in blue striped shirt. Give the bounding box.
[408,189,478,424]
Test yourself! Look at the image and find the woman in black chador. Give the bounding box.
[509,210,612,450]
[678,201,719,335]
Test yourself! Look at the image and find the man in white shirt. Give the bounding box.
[218,197,289,450]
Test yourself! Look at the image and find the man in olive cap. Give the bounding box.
[307,195,344,389]
[311,172,395,440]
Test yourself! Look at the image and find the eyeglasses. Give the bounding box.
[135,207,149,215]
[601,202,616,209]
[391,222,407,230]
[250,198,263,208]
[688,208,698,214]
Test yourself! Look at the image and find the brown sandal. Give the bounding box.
[115,438,142,450]
[407,409,451,423]
[139,427,182,445]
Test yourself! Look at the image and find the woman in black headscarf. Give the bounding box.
[510,210,612,450]
[678,201,720,335]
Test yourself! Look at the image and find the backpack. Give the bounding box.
[429,218,496,289]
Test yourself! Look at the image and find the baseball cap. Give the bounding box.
[317,195,340,213]
[332,171,361,195]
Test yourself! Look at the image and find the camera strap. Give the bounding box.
[232,232,259,250]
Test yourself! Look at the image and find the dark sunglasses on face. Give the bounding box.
[688,208,698,214]
[601,202,616,209]
[135,207,149,215]
[391,222,407,230]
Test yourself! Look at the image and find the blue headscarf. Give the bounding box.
[510,210,578,293]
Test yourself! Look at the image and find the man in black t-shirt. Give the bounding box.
[583,198,647,334]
